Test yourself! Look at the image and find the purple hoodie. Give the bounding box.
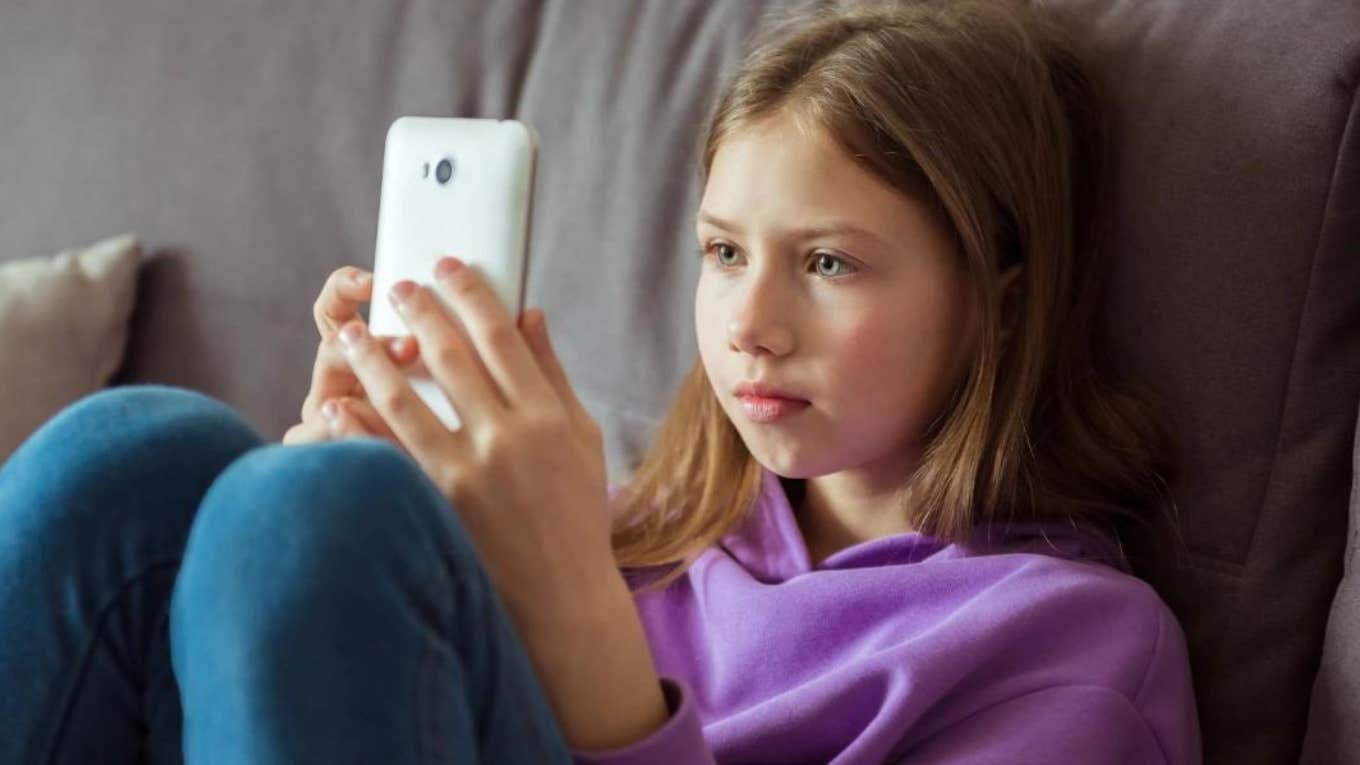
[572,465,1202,764]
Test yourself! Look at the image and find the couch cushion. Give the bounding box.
[0,234,141,464]
[1055,2,1360,761]
[0,1,1357,762]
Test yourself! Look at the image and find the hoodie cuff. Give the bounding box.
[570,675,715,765]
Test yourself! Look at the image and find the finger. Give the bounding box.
[393,279,497,391]
[521,308,593,425]
[282,418,331,446]
[387,278,506,431]
[335,318,459,473]
[381,334,422,367]
[335,396,407,451]
[430,257,549,406]
[321,398,371,439]
[301,334,422,422]
[313,266,374,337]
[303,336,362,420]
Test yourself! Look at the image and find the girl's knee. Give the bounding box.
[184,438,475,602]
[11,384,263,469]
[0,384,267,560]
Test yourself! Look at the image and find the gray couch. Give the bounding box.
[2,1,1357,762]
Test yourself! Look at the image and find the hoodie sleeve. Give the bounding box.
[900,594,1201,764]
[571,675,716,765]
[896,684,1188,764]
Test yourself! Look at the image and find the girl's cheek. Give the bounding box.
[836,309,918,377]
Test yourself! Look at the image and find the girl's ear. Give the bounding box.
[998,264,1024,346]
[998,263,1024,294]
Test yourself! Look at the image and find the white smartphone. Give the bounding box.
[367,116,539,431]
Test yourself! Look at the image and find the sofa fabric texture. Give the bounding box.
[0,1,1356,762]
[1301,400,1360,764]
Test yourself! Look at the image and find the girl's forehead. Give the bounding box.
[702,125,927,238]
[714,113,842,170]
[707,142,859,207]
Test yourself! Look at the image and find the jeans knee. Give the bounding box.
[0,384,267,564]
[175,438,484,627]
[7,383,263,473]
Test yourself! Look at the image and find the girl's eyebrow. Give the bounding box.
[696,209,889,250]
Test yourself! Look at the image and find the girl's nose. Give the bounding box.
[728,300,794,357]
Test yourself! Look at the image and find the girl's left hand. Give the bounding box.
[327,255,616,620]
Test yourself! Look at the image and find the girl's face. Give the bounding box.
[695,111,981,485]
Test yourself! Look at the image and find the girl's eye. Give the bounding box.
[811,252,855,278]
[709,242,741,267]
[698,241,859,280]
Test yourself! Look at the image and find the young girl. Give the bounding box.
[0,0,1200,763]
[596,1,1201,761]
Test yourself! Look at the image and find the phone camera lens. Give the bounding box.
[435,158,454,185]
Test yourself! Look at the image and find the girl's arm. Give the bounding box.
[517,571,716,764]
[894,683,1178,764]
[897,609,1200,765]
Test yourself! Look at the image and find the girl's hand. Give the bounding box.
[329,256,615,621]
[281,265,422,451]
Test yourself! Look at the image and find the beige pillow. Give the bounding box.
[0,233,141,464]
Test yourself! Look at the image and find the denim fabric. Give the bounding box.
[0,384,572,764]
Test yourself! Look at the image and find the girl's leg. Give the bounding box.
[0,384,267,765]
[170,435,574,764]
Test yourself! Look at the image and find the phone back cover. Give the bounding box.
[368,116,536,429]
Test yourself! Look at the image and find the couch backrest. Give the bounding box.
[1050,1,1360,762]
[1,1,1357,762]
[1303,400,1360,763]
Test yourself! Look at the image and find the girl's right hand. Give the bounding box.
[281,265,420,452]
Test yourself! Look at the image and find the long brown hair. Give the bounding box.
[609,0,1183,595]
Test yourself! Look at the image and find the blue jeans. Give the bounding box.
[0,384,573,764]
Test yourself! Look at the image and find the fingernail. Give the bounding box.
[351,269,372,284]
[338,321,365,348]
[436,256,465,280]
[388,280,416,310]
[321,400,339,421]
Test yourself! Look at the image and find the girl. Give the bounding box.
[0,0,1201,763]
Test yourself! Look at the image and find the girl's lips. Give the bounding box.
[737,395,810,423]
[734,380,805,400]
